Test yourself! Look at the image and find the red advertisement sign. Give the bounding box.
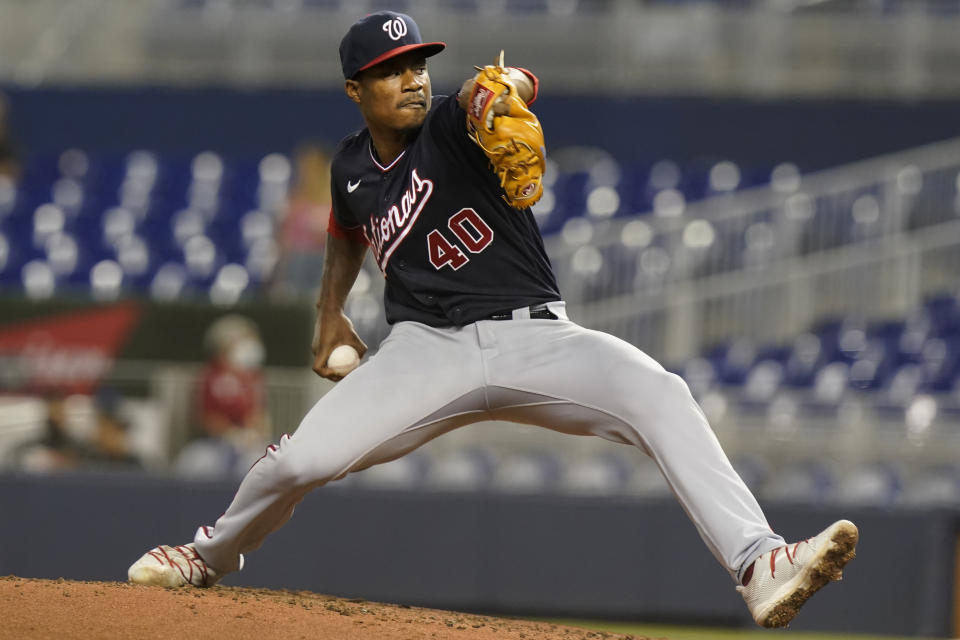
[0,303,141,394]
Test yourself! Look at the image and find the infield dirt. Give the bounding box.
[1,576,660,640]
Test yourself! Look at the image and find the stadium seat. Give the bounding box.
[491,451,563,494]
[900,465,960,506]
[739,218,778,270]
[739,358,786,409]
[919,336,960,392]
[560,451,633,496]
[801,361,850,416]
[708,338,757,386]
[353,450,431,490]
[150,262,189,301]
[551,170,591,223]
[424,446,498,492]
[704,160,742,198]
[761,460,834,504]
[832,462,901,507]
[923,294,960,337]
[769,162,802,194]
[681,356,717,399]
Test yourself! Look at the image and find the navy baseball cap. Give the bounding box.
[339,11,445,80]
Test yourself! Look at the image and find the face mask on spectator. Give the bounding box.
[228,338,265,370]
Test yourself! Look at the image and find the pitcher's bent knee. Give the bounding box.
[256,437,349,490]
[662,369,696,402]
[625,364,694,403]
[615,366,700,426]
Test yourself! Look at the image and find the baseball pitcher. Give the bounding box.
[128,11,858,629]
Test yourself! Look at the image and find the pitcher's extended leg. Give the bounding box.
[194,322,492,574]
[481,314,784,581]
[132,323,489,583]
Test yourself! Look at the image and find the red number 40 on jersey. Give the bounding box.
[427,208,494,271]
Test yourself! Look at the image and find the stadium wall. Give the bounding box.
[0,471,954,637]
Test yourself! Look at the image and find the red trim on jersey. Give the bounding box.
[328,209,368,245]
[356,42,446,76]
[512,67,539,106]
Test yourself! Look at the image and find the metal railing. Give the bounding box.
[546,136,960,363]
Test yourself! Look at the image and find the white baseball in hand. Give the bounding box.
[326,345,360,376]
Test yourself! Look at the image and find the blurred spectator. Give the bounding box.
[196,314,268,437]
[174,314,270,478]
[273,141,332,298]
[0,91,21,180]
[87,387,142,469]
[15,394,85,472]
[15,389,141,472]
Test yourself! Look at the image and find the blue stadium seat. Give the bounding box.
[848,193,884,243]
[937,382,960,421]
[566,243,609,303]
[0,180,34,220]
[207,216,248,264]
[681,356,717,399]
[703,160,742,198]
[425,446,497,492]
[833,462,901,507]
[801,361,850,416]
[616,163,654,215]
[761,460,834,505]
[0,231,13,289]
[873,362,923,414]
[113,234,154,289]
[353,450,431,490]
[491,451,563,494]
[737,164,772,191]
[706,338,757,386]
[560,451,633,496]
[738,358,786,412]
[923,294,960,337]
[784,332,824,388]
[681,289,960,428]
[550,169,591,223]
[150,262,189,301]
[919,336,960,392]
[900,465,960,506]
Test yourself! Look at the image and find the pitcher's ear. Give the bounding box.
[345,79,361,104]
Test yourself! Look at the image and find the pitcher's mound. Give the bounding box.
[2,576,658,640]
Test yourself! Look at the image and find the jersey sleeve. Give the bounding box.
[428,67,539,155]
[329,177,362,240]
[328,139,367,244]
[511,67,539,105]
[425,94,518,199]
[327,209,367,244]
[426,94,482,156]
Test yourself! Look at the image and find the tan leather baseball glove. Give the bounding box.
[465,51,546,209]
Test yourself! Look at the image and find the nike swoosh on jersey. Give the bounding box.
[347,179,361,193]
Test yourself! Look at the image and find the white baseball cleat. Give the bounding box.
[738,519,859,628]
[128,543,221,588]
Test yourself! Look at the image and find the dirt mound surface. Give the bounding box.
[2,576,660,640]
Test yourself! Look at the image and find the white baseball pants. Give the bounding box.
[193,301,784,583]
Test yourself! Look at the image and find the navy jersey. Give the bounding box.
[330,94,560,327]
